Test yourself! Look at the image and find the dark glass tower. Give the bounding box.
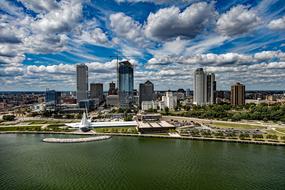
[139,80,154,107]
[118,61,134,109]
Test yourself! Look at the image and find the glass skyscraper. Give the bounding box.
[118,61,134,109]
[76,64,88,103]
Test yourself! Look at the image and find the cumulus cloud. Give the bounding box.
[217,5,260,36]
[268,16,285,30]
[32,1,82,34]
[73,19,110,45]
[147,51,285,67]
[0,27,22,44]
[145,2,217,41]
[109,12,144,44]
[19,0,59,13]
[115,0,197,5]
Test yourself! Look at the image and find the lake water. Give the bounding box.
[0,134,284,190]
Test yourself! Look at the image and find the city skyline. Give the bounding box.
[1,0,285,91]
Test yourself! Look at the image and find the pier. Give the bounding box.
[42,135,111,143]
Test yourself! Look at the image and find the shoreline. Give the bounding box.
[1,131,285,146]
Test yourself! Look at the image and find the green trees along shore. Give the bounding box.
[168,103,285,123]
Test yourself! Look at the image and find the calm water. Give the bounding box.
[0,134,284,190]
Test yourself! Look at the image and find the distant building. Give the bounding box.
[90,83,103,103]
[231,82,245,105]
[193,68,216,105]
[78,99,97,110]
[141,101,158,111]
[162,91,177,110]
[76,64,88,102]
[118,61,134,109]
[186,88,191,97]
[139,80,154,107]
[45,90,61,106]
[108,81,116,95]
[106,95,119,107]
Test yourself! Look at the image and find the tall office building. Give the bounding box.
[45,89,61,105]
[231,82,245,105]
[118,61,134,109]
[108,81,116,95]
[90,83,103,103]
[206,73,216,104]
[139,80,154,107]
[193,68,216,105]
[186,88,191,97]
[76,64,88,102]
[162,91,177,110]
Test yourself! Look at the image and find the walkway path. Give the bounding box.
[43,136,111,143]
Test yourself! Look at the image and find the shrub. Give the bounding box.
[2,115,16,121]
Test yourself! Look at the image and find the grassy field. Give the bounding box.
[275,128,285,133]
[0,124,73,132]
[23,120,66,125]
[209,122,264,129]
[93,127,138,134]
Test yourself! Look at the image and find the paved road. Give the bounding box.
[162,115,285,129]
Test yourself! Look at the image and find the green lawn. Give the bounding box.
[275,128,285,133]
[210,122,264,129]
[0,124,73,132]
[23,120,65,125]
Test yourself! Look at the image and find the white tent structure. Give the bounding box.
[65,112,137,132]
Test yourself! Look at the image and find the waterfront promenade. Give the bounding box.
[1,131,285,146]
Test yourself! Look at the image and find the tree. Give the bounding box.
[266,134,278,140]
[164,107,169,115]
[124,115,133,121]
[2,115,16,121]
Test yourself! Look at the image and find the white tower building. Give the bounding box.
[193,68,216,105]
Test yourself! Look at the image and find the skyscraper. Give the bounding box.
[90,83,103,103]
[186,88,191,97]
[231,82,245,105]
[139,80,154,107]
[193,68,216,105]
[45,89,61,105]
[206,73,216,104]
[118,61,134,109]
[76,64,88,102]
[161,91,177,110]
[108,81,116,95]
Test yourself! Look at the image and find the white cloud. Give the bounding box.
[109,12,144,44]
[115,0,197,5]
[145,2,217,41]
[217,5,260,36]
[19,0,59,13]
[32,1,82,34]
[268,16,285,30]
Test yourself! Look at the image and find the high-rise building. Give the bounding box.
[118,61,134,109]
[186,88,191,97]
[139,80,154,107]
[45,89,61,105]
[76,64,88,102]
[206,73,216,104]
[231,82,245,105]
[108,81,116,95]
[193,68,216,105]
[90,83,103,103]
[162,91,177,110]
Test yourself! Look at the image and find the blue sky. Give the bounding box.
[0,0,285,91]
